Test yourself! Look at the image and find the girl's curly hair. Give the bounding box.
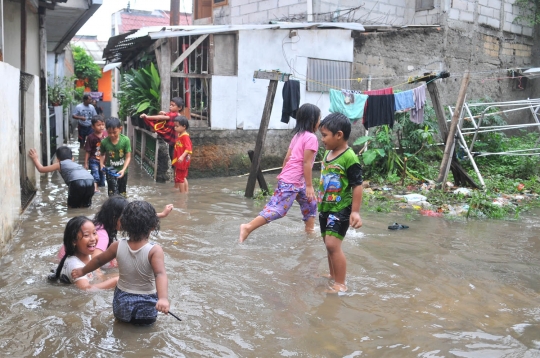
[120,201,159,241]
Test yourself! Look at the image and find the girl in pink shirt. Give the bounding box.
[239,103,321,242]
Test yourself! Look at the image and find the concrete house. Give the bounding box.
[0,0,101,250]
[102,0,539,181]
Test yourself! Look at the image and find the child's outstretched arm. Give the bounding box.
[157,204,174,218]
[72,242,119,279]
[303,149,317,200]
[149,245,169,314]
[28,148,60,173]
[140,113,170,121]
[74,275,119,291]
[350,185,363,229]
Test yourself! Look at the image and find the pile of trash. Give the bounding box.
[362,180,538,218]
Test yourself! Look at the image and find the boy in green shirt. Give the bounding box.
[100,117,132,197]
[318,113,364,293]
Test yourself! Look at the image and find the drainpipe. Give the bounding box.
[307,0,313,22]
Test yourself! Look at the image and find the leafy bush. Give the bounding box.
[72,45,102,91]
[117,63,161,120]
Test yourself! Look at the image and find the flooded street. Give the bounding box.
[2,144,540,357]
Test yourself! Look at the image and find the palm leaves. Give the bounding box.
[118,63,161,118]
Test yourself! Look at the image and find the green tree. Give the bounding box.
[72,45,102,91]
[514,0,540,26]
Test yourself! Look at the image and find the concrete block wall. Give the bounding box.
[446,0,533,37]
[352,27,535,122]
[225,0,418,25]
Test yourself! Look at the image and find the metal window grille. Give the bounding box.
[306,58,352,92]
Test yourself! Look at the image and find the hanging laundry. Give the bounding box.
[340,89,363,104]
[394,90,415,111]
[281,80,300,124]
[362,87,393,128]
[363,87,394,95]
[410,84,426,124]
[329,88,368,122]
[363,94,396,130]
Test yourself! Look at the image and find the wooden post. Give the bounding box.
[437,71,470,187]
[245,71,290,198]
[248,150,269,194]
[170,0,180,26]
[160,40,171,112]
[426,81,448,141]
[245,80,278,198]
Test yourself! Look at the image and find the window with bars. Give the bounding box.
[416,0,435,11]
[306,58,352,92]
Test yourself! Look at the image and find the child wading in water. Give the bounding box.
[49,216,119,291]
[140,97,185,162]
[72,201,169,325]
[28,146,95,208]
[100,117,132,197]
[171,116,192,193]
[84,115,107,192]
[239,103,321,242]
[318,113,363,293]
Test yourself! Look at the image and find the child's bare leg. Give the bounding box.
[239,216,267,243]
[174,182,181,189]
[94,182,99,192]
[184,179,189,193]
[304,216,315,233]
[324,235,347,292]
[179,181,187,193]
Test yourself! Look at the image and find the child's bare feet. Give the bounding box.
[239,224,250,243]
[325,282,347,293]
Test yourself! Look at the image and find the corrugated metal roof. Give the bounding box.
[104,22,364,64]
[126,22,365,40]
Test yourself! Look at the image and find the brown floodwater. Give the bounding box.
[1,143,540,357]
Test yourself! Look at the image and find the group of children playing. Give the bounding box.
[29,98,362,326]
[28,97,193,208]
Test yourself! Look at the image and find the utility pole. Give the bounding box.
[170,0,180,25]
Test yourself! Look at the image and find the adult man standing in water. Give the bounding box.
[73,94,97,148]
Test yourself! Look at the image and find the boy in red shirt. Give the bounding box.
[140,97,185,161]
[171,116,192,193]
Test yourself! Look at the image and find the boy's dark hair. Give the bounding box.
[319,113,351,140]
[50,216,91,282]
[83,94,91,101]
[292,103,321,135]
[171,97,185,110]
[56,146,73,161]
[93,195,129,247]
[106,117,122,129]
[173,115,189,130]
[120,201,159,242]
[91,115,105,126]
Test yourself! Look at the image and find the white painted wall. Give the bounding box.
[0,62,21,247]
[226,29,353,130]
[211,75,239,129]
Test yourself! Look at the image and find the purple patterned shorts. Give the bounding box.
[259,180,317,222]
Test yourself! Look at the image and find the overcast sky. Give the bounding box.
[77,0,193,41]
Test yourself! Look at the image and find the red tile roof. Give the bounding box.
[120,10,192,34]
